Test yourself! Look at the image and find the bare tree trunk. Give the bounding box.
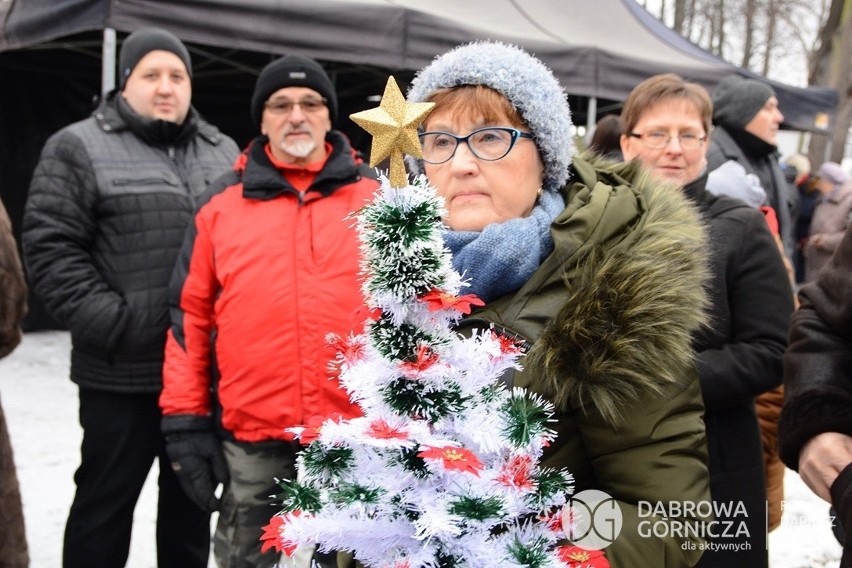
[674,0,689,34]
[761,2,778,75]
[685,0,697,40]
[741,0,758,68]
[807,0,852,165]
[717,0,727,59]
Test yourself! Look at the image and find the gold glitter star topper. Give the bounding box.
[350,76,435,188]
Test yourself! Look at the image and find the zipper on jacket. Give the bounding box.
[112,177,179,187]
[168,146,176,160]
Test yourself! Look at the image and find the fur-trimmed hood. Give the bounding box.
[473,154,710,425]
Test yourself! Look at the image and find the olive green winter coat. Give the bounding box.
[304,156,713,568]
[458,156,713,567]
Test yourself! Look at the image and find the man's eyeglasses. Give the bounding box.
[628,131,707,150]
[418,127,534,164]
[264,97,327,115]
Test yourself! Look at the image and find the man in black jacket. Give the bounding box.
[707,75,798,261]
[22,28,239,567]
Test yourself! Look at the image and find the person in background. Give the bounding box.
[779,223,852,567]
[406,42,712,567]
[22,27,239,568]
[707,74,798,262]
[782,153,814,284]
[620,73,795,567]
[159,54,379,568]
[705,159,795,533]
[586,113,623,161]
[0,195,28,568]
[803,161,852,283]
[783,153,812,189]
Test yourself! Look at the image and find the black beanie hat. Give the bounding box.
[250,54,338,127]
[119,28,192,90]
[712,75,776,129]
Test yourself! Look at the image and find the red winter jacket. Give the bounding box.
[161,132,378,441]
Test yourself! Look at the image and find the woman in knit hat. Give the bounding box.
[620,73,795,568]
[804,161,852,282]
[407,42,713,567]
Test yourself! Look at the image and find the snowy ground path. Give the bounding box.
[0,331,843,567]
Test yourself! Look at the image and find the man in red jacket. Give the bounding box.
[160,54,379,567]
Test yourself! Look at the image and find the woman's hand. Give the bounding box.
[799,432,852,502]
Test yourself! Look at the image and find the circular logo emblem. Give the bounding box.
[562,489,623,550]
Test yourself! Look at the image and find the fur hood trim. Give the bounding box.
[528,155,710,424]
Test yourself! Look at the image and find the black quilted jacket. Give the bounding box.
[22,92,239,393]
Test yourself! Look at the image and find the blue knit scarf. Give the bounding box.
[442,190,565,302]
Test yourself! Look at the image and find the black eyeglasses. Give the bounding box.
[418,127,534,164]
[264,97,327,115]
[629,131,707,149]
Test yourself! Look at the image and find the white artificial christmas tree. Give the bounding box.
[262,77,577,568]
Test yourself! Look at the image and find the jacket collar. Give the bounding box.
[93,90,225,146]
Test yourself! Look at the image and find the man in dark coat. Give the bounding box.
[0,195,28,568]
[22,28,239,567]
[707,75,798,261]
[779,224,852,567]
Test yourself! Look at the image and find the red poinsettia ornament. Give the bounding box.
[366,418,409,440]
[417,445,484,475]
[556,545,610,568]
[260,511,302,557]
[421,288,484,314]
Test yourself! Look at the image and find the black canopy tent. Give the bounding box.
[1,0,836,131]
[0,0,837,329]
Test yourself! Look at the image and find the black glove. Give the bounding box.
[162,414,229,513]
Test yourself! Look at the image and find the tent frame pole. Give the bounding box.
[102,28,116,96]
[586,96,598,145]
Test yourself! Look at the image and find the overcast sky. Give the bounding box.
[639,0,819,87]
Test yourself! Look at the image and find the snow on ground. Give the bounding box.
[0,330,843,567]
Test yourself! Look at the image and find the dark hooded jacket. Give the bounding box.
[22,92,239,393]
[457,156,713,567]
[779,225,852,568]
[0,195,28,566]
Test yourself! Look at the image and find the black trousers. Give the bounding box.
[63,388,210,568]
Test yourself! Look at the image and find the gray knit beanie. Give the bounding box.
[712,75,776,129]
[119,28,192,90]
[407,41,574,192]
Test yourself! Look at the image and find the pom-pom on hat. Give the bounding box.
[407,41,574,192]
[119,28,192,90]
[250,54,338,127]
[712,75,776,129]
